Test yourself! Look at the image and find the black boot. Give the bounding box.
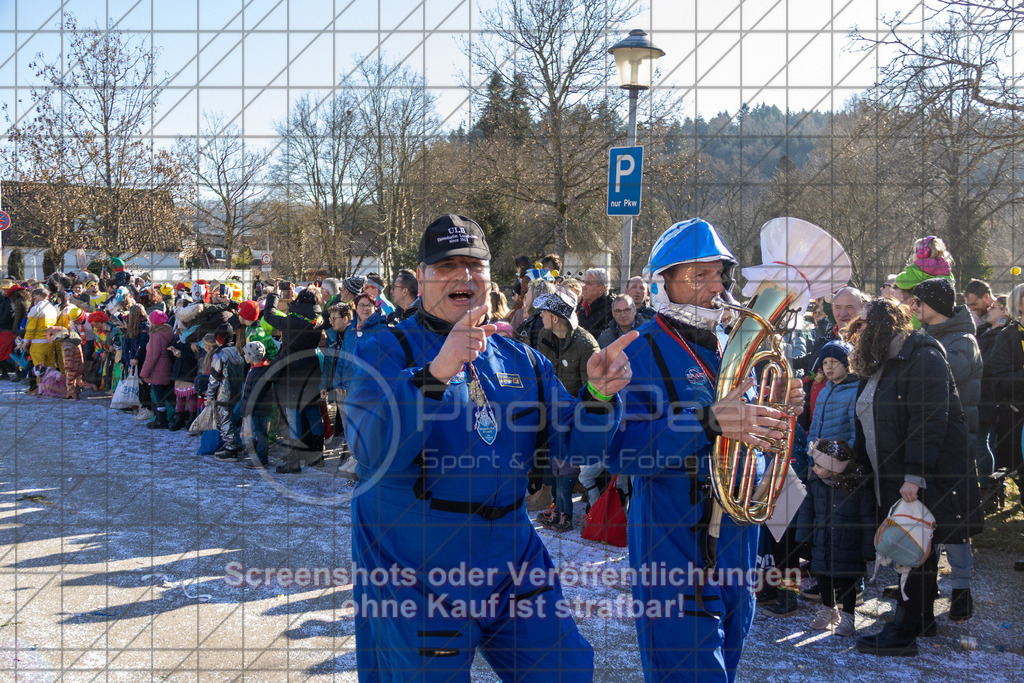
[949,588,973,621]
[147,410,169,429]
[167,411,187,432]
[756,585,779,606]
[856,606,919,657]
[763,589,799,617]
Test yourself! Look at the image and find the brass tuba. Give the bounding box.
[709,285,799,527]
[703,218,851,560]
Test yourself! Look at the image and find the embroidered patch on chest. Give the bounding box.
[686,367,709,385]
[496,373,523,388]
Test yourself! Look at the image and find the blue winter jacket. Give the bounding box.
[335,310,388,392]
[320,327,346,392]
[807,374,859,447]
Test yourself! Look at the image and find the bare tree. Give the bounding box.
[855,2,1024,115]
[857,9,1024,283]
[179,112,271,266]
[272,92,368,275]
[356,58,438,278]
[2,16,190,262]
[470,0,637,259]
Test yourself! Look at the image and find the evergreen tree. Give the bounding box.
[474,71,507,140]
[7,248,24,279]
[42,248,61,277]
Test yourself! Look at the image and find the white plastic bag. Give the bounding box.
[110,369,141,410]
[188,402,217,435]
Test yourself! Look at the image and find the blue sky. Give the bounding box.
[0,0,929,148]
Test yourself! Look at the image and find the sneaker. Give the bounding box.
[835,611,856,637]
[135,408,155,422]
[801,584,822,601]
[536,503,556,525]
[546,512,573,532]
[214,450,242,462]
[763,589,799,618]
[243,459,268,470]
[810,605,840,630]
[337,456,359,480]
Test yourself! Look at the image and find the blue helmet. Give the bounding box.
[645,219,737,310]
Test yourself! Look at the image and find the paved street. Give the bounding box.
[0,382,1021,681]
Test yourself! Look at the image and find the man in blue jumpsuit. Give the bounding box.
[599,219,803,682]
[345,214,636,681]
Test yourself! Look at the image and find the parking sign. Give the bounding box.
[607,146,644,216]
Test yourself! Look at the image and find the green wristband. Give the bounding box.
[587,381,614,402]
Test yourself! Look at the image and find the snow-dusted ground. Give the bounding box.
[0,380,1020,681]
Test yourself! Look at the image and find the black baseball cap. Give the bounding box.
[417,214,491,265]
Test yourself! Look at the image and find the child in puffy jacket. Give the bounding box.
[798,439,875,637]
[207,324,245,461]
[239,341,273,469]
[807,340,858,446]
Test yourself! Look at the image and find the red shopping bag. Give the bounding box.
[320,400,334,440]
[581,475,628,547]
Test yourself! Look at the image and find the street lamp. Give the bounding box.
[609,28,664,290]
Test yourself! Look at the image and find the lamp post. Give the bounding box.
[609,28,664,291]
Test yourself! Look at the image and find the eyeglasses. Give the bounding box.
[356,303,375,311]
[612,307,634,314]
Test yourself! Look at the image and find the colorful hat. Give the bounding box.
[238,300,260,324]
[191,280,210,303]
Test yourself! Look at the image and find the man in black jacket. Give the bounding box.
[576,267,613,336]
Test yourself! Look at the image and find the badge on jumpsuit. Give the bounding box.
[475,405,498,445]
[467,364,497,445]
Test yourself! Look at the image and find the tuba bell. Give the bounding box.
[701,217,852,569]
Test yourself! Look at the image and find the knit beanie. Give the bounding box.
[148,310,169,326]
[242,341,267,364]
[238,300,260,324]
[913,277,956,319]
[343,276,365,295]
[815,339,853,372]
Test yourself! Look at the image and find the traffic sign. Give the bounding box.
[260,252,272,266]
[607,146,644,216]
[0,210,10,231]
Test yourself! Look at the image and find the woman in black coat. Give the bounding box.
[850,298,978,657]
[988,284,1024,483]
[168,330,200,431]
[263,288,328,473]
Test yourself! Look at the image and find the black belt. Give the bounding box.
[426,495,525,521]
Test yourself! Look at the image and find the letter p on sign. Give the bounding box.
[614,154,635,192]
